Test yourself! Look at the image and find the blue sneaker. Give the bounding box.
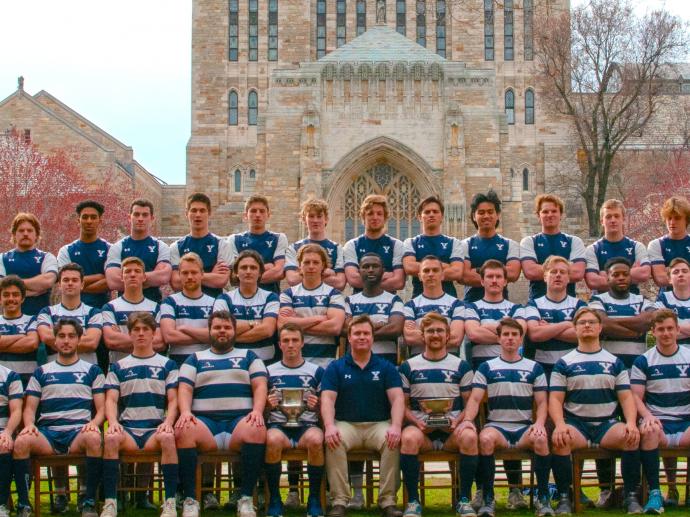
[306,497,324,517]
[266,498,283,517]
[644,489,664,515]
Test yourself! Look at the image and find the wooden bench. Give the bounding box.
[572,448,620,513]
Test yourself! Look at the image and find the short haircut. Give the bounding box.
[297,243,330,269]
[543,255,570,272]
[130,198,155,215]
[600,199,626,217]
[186,192,212,212]
[278,322,304,341]
[470,190,501,229]
[55,318,84,338]
[480,259,507,278]
[572,307,602,326]
[359,194,389,219]
[603,257,632,271]
[417,195,445,216]
[497,317,524,336]
[76,200,105,216]
[179,252,204,271]
[208,310,237,331]
[11,212,40,237]
[669,257,690,271]
[126,312,157,332]
[419,312,450,334]
[651,308,678,327]
[300,198,329,219]
[420,254,443,266]
[535,194,564,215]
[0,275,26,298]
[660,196,690,225]
[359,252,383,265]
[121,256,145,271]
[58,262,85,281]
[347,314,375,335]
[244,194,269,213]
[233,249,265,276]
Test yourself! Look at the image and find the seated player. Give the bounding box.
[13,319,104,517]
[265,324,325,517]
[0,276,39,387]
[0,349,24,517]
[548,308,641,515]
[101,312,179,517]
[462,318,551,517]
[175,311,267,517]
[399,313,475,517]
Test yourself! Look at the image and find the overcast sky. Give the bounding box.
[0,0,688,185]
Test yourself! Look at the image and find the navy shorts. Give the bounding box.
[426,429,452,451]
[662,420,690,447]
[267,424,315,447]
[38,427,82,454]
[124,428,156,450]
[566,418,617,446]
[485,423,528,447]
[197,415,245,450]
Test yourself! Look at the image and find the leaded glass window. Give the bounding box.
[268,0,278,61]
[484,0,494,61]
[248,0,258,61]
[504,0,513,61]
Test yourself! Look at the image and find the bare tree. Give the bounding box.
[535,0,688,236]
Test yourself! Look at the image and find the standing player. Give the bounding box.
[227,195,288,294]
[159,253,215,366]
[462,319,552,517]
[106,199,171,303]
[399,313,475,517]
[285,199,345,290]
[343,195,405,293]
[13,319,105,517]
[648,196,690,288]
[0,213,58,315]
[279,244,346,367]
[461,191,520,303]
[170,193,232,297]
[174,310,268,517]
[654,258,690,346]
[520,194,586,300]
[57,200,111,309]
[584,199,650,294]
[214,251,279,363]
[548,308,641,515]
[402,196,464,298]
[101,312,179,517]
[0,276,39,387]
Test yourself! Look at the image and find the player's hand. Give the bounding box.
[415,417,428,432]
[245,410,264,427]
[267,391,281,409]
[305,393,319,410]
[157,422,174,435]
[552,423,571,449]
[324,424,341,450]
[528,423,547,438]
[19,424,38,437]
[454,420,476,435]
[640,415,662,434]
[624,422,640,448]
[106,422,123,436]
[322,268,335,279]
[175,412,197,429]
[0,431,14,451]
[385,424,401,449]
[212,261,230,274]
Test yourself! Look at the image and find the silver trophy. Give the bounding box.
[418,397,454,428]
[277,388,308,427]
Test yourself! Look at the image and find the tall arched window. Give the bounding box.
[234,169,242,192]
[396,0,406,35]
[505,89,515,125]
[436,0,446,57]
[504,0,513,60]
[484,0,494,60]
[268,0,278,61]
[524,0,534,60]
[228,91,238,125]
[248,0,258,61]
[416,0,426,47]
[356,0,366,36]
[316,0,326,58]
[525,89,535,124]
[229,0,239,61]
[337,0,346,47]
[248,91,258,125]
[522,168,530,191]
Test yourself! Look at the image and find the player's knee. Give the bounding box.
[84,432,102,452]
[304,432,324,451]
[12,435,29,455]
[266,431,284,449]
[103,433,121,451]
[478,432,495,454]
[158,431,176,451]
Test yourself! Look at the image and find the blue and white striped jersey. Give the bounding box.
[461,234,520,302]
[399,353,473,423]
[648,235,690,267]
[214,288,279,362]
[585,237,649,294]
[473,357,546,430]
[654,290,690,346]
[343,234,404,276]
[267,360,324,426]
[279,283,345,367]
[0,365,22,432]
[0,314,38,382]
[589,292,655,368]
[101,296,159,364]
[524,295,587,369]
[106,236,171,302]
[285,238,344,274]
[57,238,111,308]
[631,345,690,423]
[403,293,464,355]
[36,303,102,364]
[550,348,629,424]
[169,233,233,298]
[159,292,215,361]
[464,299,525,363]
[106,353,178,436]
[345,291,405,362]
[0,248,58,315]
[26,359,104,432]
[402,234,464,297]
[227,231,289,293]
[180,348,267,421]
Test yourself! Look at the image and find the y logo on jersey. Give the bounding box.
[676,365,690,377]
[518,370,531,382]
[73,372,87,383]
[560,241,568,248]
[251,307,263,318]
[148,367,163,379]
[206,245,215,253]
[371,371,381,381]
[148,246,156,253]
[299,376,312,387]
[440,242,448,250]
[442,370,455,383]
[200,307,212,318]
[382,246,390,254]
[496,244,504,251]
[265,240,274,249]
[625,247,633,255]
[375,303,388,314]
[97,250,105,257]
[229,358,243,369]
[34,256,42,263]
[313,295,327,306]
[599,362,613,374]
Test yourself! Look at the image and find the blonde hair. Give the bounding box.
[600,199,626,218]
[300,198,329,219]
[543,255,570,272]
[11,212,40,239]
[179,252,204,270]
[660,196,690,225]
[534,194,564,215]
[359,194,389,220]
[297,243,331,270]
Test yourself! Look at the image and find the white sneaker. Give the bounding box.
[0,504,8,517]
[471,490,483,512]
[506,488,528,510]
[203,493,220,511]
[348,492,364,510]
[161,498,177,517]
[238,496,257,517]
[182,498,200,517]
[99,499,117,517]
[284,492,301,509]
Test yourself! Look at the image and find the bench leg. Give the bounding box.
[573,457,582,514]
[33,462,41,517]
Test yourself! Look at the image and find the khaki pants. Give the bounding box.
[325,420,400,508]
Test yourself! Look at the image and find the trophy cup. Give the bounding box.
[419,397,454,428]
[278,388,308,427]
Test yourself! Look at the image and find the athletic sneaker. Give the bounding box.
[595,489,613,509]
[625,493,643,515]
[203,493,220,511]
[99,499,117,517]
[664,487,679,507]
[161,499,177,517]
[182,498,200,517]
[266,499,283,517]
[455,498,477,517]
[554,495,572,515]
[223,489,242,511]
[507,488,528,510]
[478,499,495,517]
[306,496,325,517]
[348,492,364,510]
[403,501,422,517]
[81,500,98,517]
[579,490,594,509]
[471,490,483,512]
[52,494,69,514]
[643,489,664,515]
[238,496,257,517]
[535,497,555,517]
[284,492,301,509]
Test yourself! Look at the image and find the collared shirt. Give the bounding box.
[0,248,58,315]
[402,234,464,297]
[106,236,171,302]
[461,234,520,302]
[227,231,288,293]
[57,238,111,308]
[321,353,402,422]
[170,233,233,298]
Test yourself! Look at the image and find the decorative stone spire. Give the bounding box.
[17,76,24,91]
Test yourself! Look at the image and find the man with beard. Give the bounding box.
[175,311,268,517]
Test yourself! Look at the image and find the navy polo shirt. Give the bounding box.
[321,353,402,422]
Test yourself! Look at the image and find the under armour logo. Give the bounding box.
[518,371,530,382]
[265,241,274,248]
[73,372,87,383]
[229,358,243,368]
[124,248,131,253]
[442,370,455,383]
[207,245,215,253]
[74,251,81,256]
[599,362,613,374]
[496,244,504,250]
[299,376,312,387]
[148,367,163,379]
[148,246,156,253]
[359,249,366,254]
[537,242,544,247]
[440,242,448,250]
[371,371,380,381]
[345,374,352,379]
[677,365,690,377]
[375,303,388,314]
[313,295,327,305]
[687,246,690,253]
